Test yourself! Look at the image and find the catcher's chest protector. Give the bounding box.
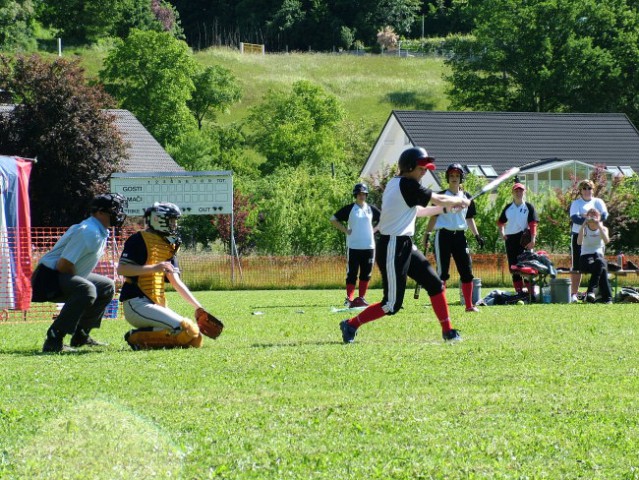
[138,231,179,307]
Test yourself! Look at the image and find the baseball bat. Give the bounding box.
[470,167,521,200]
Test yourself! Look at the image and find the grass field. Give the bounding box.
[1,289,638,479]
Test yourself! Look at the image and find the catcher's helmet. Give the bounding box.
[91,193,128,227]
[145,202,182,237]
[398,147,435,172]
[352,183,369,196]
[445,163,465,183]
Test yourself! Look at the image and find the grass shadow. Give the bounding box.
[384,91,437,110]
[1,348,100,357]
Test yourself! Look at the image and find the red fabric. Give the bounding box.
[358,280,369,298]
[349,302,385,328]
[528,221,538,236]
[15,158,32,310]
[346,284,356,301]
[461,281,474,309]
[430,291,452,333]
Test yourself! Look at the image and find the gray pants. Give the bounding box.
[32,265,115,335]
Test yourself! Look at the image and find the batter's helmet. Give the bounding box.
[445,163,465,183]
[398,147,435,173]
[352,183,369,196]
[91,193,128,227]
[145,202,182,237]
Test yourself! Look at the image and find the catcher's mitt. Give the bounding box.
[520,229,532,247]
[196,308,224,339]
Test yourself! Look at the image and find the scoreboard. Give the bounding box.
[110,171,233,216]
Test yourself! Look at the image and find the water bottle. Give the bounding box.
[618,252,625,270]
[542,286,551,304]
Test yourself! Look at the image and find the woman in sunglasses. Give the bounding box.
[569,180,608,302]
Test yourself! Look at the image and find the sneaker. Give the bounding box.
[465,306,480,312]
[343,297,352,308]
[42,336,76,353]
[586,292,597,303]
[443,329,462,342]
[70,333,108,347]
[570,294,580,303]
[339,319,357,344]
[124,330,141,351]
[350,297,369,308]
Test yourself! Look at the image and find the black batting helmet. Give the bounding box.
[91,193,128,227]
[398,147,435,173]
[144,202,182,236]
[352,183,369,196]
[445,163,465,183]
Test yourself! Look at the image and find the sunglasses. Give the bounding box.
[581,186,593,190]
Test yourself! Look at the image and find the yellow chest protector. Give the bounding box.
[137,231,178,307]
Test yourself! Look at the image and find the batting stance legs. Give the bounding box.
[340,235,456,342]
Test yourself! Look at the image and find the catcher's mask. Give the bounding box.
[91,193,128,227]
[445,163,465,183]
[145,202,182,239]
[352,183,369,196]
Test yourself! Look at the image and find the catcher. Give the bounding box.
[117,202,223,350]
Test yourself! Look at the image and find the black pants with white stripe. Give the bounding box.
[377,235,444,315]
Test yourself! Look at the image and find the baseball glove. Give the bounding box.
[520,229,532,247]
[195,308,224,339]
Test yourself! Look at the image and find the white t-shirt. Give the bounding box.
[581,226,605,255]
[570,197,608,234]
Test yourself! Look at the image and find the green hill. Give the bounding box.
[77,46,450,130]
[194,48,451,128]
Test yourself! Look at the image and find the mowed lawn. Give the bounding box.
[1,289,638,479]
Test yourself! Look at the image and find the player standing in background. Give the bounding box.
[339,147,470,344]
[330,183,381,308]
[118,202,205,350]
[569,179,608,302]
[497,182,539,292]
[423,163,485,312]
[32,193,128,353]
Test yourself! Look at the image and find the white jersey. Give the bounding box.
[378,176,432,237]
[332,202,381,249]
[581,226,605,255]
[570,197,608,234]
[434,189,475,231]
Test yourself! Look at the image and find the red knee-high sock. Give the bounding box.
[346,284,356,301]
[461,281,474,309]
[513,279,524,292]
[358,280,369,298]
[430,291,452,333]
[349,303,385,328]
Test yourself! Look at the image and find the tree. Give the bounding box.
[246,80,346,174]
[0,54,127,226]
[38,0,183,44]
[0,0,37,51]
[100,29,199,146]
[187,65,241,130]
[446,0,639,124]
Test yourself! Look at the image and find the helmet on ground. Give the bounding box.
[145,202,182,236]
[352,183,369,196]
[445,163,465,183]
[91,193,128,227]
[398,147,436,173]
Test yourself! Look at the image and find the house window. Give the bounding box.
[606,166,623,176]
[467,165,483,176]
[479,165,497,177]
[620,166,635,176]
